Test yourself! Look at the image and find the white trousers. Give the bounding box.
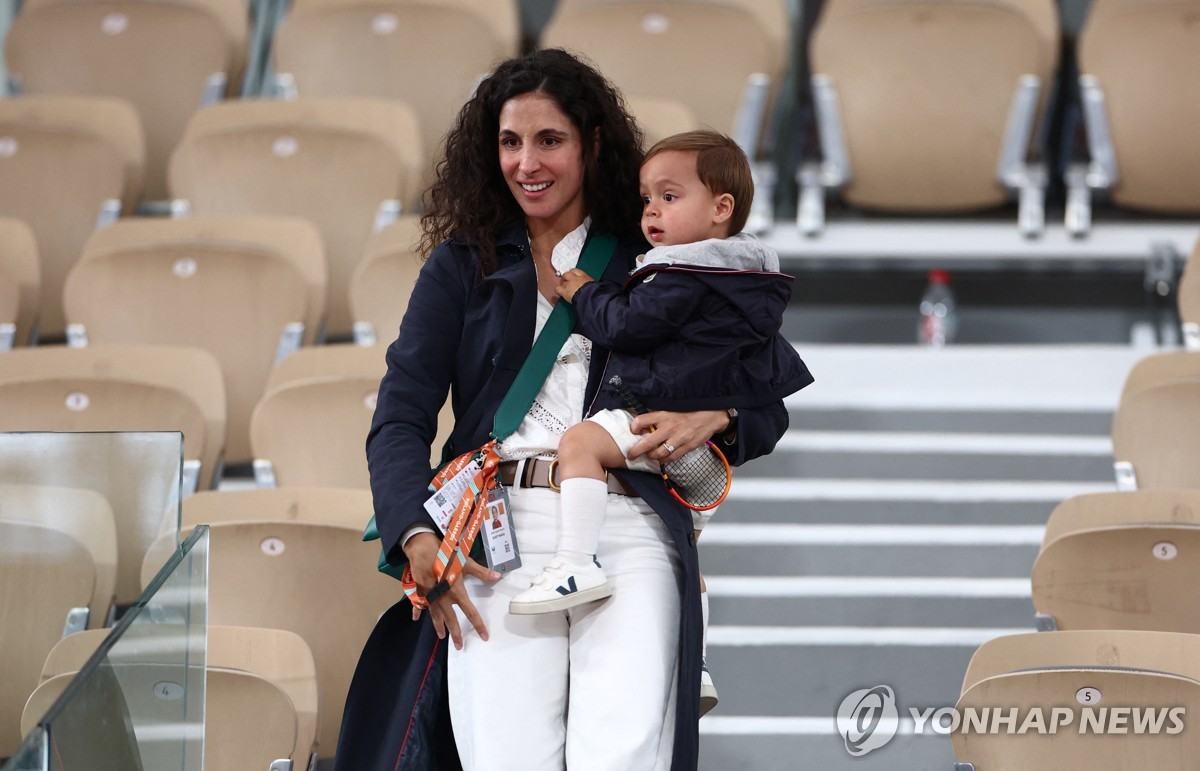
[448,484,682,771]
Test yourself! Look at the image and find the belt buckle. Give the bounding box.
[546,458,561,492]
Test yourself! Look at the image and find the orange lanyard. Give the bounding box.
[401,442,502,609]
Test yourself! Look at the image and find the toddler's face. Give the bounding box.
[639,151,728,246]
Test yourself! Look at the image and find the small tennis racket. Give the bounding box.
[608,375,732,511]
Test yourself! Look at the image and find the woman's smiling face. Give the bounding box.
[498,91,588,231]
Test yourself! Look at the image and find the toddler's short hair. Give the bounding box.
[643,130,754,235]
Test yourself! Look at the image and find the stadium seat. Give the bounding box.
[953,630,1200,769]
[0,96,144,338]
[541,1,778,146]
[1031,490,1200,633]
[0,518,98,756]
[802,0,1058,235]
[62,215,325,465]
[272,0,512,191]
[0,218,39,349]
[141,487,397,759]
[1067,0,1200,234]
[286,0,519,55]
[348,216,423,346]
[168,98,424,338]
[1180,239,1200,350]
[0,344,227,492]
[0,483,117,632]
[625,96,702,150]
[551,0,791,80]
[4,0,249,202]
[1110,351,1200,490]
[34,624,319,765]
[250,344,385,488]
[22,668,299,770]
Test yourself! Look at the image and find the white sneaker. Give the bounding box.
[700,660,719,717]
[509,557,612,615]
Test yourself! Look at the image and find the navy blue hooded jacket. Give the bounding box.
[572,235,814,413]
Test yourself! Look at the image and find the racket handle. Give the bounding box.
[608,375,650,416]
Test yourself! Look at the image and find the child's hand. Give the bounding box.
[556,268,594,303]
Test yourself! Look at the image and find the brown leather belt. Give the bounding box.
[497,458,640,497]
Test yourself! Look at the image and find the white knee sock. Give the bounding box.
[701,586,710,658]
[557,477,609,569]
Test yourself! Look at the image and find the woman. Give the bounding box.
[334,49,789,771]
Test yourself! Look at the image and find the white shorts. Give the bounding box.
[586,408,664,475]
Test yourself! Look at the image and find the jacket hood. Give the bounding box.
[631,234,792,337]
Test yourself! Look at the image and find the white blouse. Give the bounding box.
[497,218,594,461]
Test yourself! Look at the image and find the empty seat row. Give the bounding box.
[3,0,520,200]
[9,0,1198,241]
[0,96,423,339]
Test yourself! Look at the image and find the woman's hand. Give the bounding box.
[627,409,729,464]
[403,531,500,649]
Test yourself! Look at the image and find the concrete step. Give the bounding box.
[698,524,1042,578]
[704,627,1027,717]
[700,723,955,771]
[739,431,1115,482]
[744,450,1113,483]
[789,408,1113,436]
[706,577,1034,629]
[711,497,1059,526]
[711,479,1113,528]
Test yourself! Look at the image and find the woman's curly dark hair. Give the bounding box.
[419,48,645,275]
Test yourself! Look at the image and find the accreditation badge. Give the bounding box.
[480,486,521,574]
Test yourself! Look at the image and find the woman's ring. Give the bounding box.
[663,442,675,454]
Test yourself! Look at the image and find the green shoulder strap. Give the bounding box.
[366,232,619,578]
[489,231,617,442]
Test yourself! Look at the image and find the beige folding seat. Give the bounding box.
[5,0,249,202]
[802,0,1058,233]
[551,0,790,82]
[286,0,519,55]
[1180,238,1200,350]
[251,342,452,484]
[35,624,320,765]
[542,1,777,142]
[250,344,386,488]
[0,96,144,338]
[348,216,423,346]
[22,667,298,770]
[0,344,227,492]
[0,218,39,348]
[141,487,397,759]
[168,98,424,338]
[62,215,325,465]
[1110,351,1200,490]
[273,1,513,191]
[0,518,99,756]
[1031,490,1200,633]
[1066,0,1200,232]
[953,630,1200,770]
[625,96,702,150]
[0,483,118,632]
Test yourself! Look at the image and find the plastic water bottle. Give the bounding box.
[917,269,957,347]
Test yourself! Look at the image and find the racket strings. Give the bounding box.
[663,444,728,508]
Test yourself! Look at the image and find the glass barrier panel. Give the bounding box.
[2,727,48,771]
[2,526,209,771]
